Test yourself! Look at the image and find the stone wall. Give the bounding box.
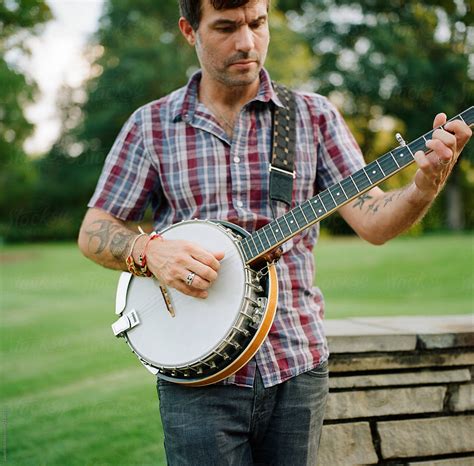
[318,316,474,465]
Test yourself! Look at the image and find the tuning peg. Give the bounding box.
[395,133,407,147]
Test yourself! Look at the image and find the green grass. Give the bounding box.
[0,234,473,465]
[314,233,474,318]
[1,244,165,466]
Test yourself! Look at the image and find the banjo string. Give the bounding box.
[126,246,245,319]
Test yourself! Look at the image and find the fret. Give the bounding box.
[340,177,359,198]
[281,214,293,236]
[312,196,326,216]
[338,180,349,198]
[423,130,435,142]
[302,200,317,222]
[392,146,414,167]
[305,199,318,218]
[375,159,386,177]
[405,143,415,157]
[351,168,372,191]
[320,190,337,211]
[365,162,385,184]
[267,222,279,243]
[298,204,309,224]
[249,235,259,255]
[247,237,258,259]
[459,114,466,124]
[295,208,307,226]
[254,230,265,251]
[327,188,337,206]
[329,184,347,204]
[272,222,285,242]
[350,175,360,193]
[241,238,252,262]
[390,151,401,168]
[275,217,290,239]
[258,228,272,249]
[288,211,300,230]
[460,107,473,124]
[409,137,425,154]
[378,152,399,174]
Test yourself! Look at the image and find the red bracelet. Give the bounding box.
[138,232,162,276]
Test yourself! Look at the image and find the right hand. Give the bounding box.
[145,238,225,299]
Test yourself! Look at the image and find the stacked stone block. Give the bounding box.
[318,316,474,465]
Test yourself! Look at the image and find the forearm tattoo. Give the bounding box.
[85,220,134,261]
[353,191,403,215]
[353,193,373,210]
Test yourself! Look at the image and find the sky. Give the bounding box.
[22,0,104,155]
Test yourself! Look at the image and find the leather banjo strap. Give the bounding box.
[269,82,297,207]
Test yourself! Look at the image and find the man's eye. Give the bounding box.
[217,27,234,33]
[250,20,265,29]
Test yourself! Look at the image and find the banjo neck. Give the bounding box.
[240,106,474,265]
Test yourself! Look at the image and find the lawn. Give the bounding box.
[0,234,472,465]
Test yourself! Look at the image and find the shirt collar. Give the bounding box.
[171,67,284,123]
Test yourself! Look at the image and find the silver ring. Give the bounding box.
[185,272,195,286]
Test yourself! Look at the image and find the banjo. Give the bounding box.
[112,107,473,386]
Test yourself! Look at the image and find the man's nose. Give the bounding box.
[235,26,254,53]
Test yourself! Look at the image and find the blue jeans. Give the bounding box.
[156,361,329,465]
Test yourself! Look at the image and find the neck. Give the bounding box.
[199,72,260,108]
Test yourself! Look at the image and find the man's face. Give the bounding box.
[193,0,270,87]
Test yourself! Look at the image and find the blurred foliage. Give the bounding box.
[0,0,52,237]
[286,0,473,234]
[10,0,314,241]
[1,0,473,241]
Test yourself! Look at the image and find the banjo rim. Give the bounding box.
[164,262,278,386]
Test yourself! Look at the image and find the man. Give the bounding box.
[78,0,472,464]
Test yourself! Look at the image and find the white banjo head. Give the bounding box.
[121,220,247,368]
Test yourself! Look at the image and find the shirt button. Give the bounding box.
[236,200,243,208]
[233,156,240,163]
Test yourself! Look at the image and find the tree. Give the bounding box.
[0,0,52,237]
[31,0,314,240]
[288,0,473,232]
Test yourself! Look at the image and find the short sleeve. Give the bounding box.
[315,99,366,192]
[88,110,161,221]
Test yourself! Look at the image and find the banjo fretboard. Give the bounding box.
[240,106,474,264]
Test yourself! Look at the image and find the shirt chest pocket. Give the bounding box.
[158,142,231,216]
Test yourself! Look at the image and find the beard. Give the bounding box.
[196,36,266,87]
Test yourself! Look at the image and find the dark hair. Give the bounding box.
[179,0,262,30]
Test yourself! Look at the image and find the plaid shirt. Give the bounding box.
[89,69,365,388]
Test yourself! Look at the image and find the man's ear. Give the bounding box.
[178,17,196,46]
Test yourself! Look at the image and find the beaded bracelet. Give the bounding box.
[125,232,148,277]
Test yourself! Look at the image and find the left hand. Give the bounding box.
[412,112,472,201]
